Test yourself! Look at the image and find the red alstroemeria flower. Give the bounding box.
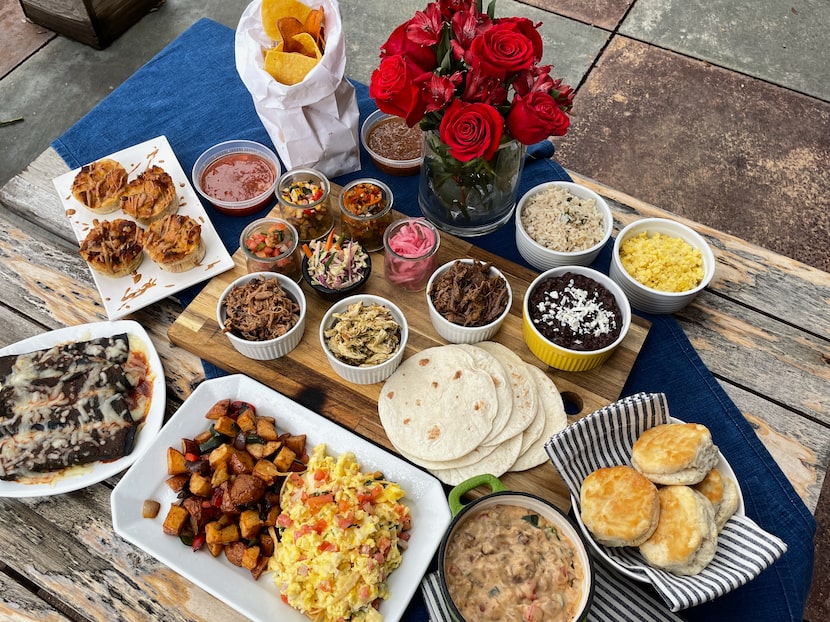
[380,20,437,74]
[407,2,444,47]
[513,64,555,98]
[417,72,463,113]
[438,0,478,20]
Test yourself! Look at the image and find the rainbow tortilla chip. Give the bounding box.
[262,0,312,41]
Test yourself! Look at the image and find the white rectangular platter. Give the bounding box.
[53,135,234,320]
[111,374,452,622]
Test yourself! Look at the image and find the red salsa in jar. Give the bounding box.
[200,153,276,203]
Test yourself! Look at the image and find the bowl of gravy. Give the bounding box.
[438,475,594,621]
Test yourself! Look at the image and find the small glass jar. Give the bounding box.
[239,218,302,281]
[276,168,334,243]
[383,217,440,292]
[339,179,394,252]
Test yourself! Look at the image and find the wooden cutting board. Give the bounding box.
[169,195,650,511]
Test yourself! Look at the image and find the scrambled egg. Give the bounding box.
[271,444,412,621]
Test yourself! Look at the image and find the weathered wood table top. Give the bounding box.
[0,147,827,621]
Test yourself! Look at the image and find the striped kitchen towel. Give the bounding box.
[544,392,788,612]
[420,561,685,622]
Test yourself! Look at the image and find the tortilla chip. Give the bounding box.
[261,0,312,41]
[277,16,306,52]
[264,48,319,85]
[303,7,325,49]
[291,32,323,59]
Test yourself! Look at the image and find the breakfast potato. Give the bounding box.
[160,399,309,580]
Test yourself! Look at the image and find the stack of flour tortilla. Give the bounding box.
[377,341,567,485]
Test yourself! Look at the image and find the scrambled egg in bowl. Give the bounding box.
[271,444,412,621]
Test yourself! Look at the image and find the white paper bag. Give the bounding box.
[235,0,361,177]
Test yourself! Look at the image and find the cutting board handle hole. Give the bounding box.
[561,391,583,416]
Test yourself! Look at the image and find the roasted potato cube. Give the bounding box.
[252,459,280,486]
[207,542,223,557]
[208,443,235,469]
[223,541,246,566]
[251,554,269,580]
[272,445,297,472]
[246,440,281,460]
[213,415,239,437]
[165,474,189,493]
[167,447,189,475]
[239,509,264,540]
[241,544,260,570]
[282,434,306,457]
[210,461,230,488]
[228,450,254,475]
[205,521,240,545]
[189,472,212,498]
[205,399,231,420]
[255,417,279,441]
[259,532,275,557]
[181,438,200,456]
[162,504,190,536]
[236,408,257,434]
[264,505,281,527]
[193,429,213,445]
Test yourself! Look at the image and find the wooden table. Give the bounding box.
[1,147,828,621]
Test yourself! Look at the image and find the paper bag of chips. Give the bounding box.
[235,0,360,177]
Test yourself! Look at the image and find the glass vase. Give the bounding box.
[417,130,527,237]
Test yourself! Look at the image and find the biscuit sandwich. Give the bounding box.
[631,422,719,485]
[580,465,660,547]
[79,218,144,278]
[144,213,205,272]
[639,485,718,575]
[120,165,179,225]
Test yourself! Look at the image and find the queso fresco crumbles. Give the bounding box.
[619,232,704,292]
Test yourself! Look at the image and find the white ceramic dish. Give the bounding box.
[515,181,613,270]
[570,416,745,582]
[216,272,307,360]
[320,294,409,385]
[425,259,512,344]
[609,217,715,314]
[53,136,235,320]
[111,374,450,622]
[0,320,165,497]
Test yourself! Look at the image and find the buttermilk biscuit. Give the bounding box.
[631,422,719,485]
[580,465,660,547]
[694,467,740,531]
[639,485,718,576]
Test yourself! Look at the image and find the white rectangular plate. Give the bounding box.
[111,374,451,622]
[52,136,234,320]
[0,320,165,497]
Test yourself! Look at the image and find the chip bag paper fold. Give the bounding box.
[235,0,360,178]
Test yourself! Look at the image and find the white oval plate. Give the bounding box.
[0,320,165,497]
[111,374,451,622]
[571,417,744,582]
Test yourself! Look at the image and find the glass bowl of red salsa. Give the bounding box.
[360,110,424,176]
[192,140,280,216]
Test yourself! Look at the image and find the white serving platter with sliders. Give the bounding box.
[0,320,165,497]
[52,135,235,320]
[110,374,452,622]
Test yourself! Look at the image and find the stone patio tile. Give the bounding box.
[516,0,634,31]
[0,0,55,80]
[553,36,830,272]
[621,0,830,102]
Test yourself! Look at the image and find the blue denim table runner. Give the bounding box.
[52,18,815,622]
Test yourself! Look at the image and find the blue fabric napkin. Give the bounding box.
[51,18,815,622]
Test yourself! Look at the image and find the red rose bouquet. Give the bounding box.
[369,0,574,233]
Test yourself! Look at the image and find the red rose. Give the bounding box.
[506,91,570,144]
[439,99,504,161]
[380,21,437,74]
[468,20,540,78]
[369,55,427,126]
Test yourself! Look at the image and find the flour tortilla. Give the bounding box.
[511,364,567,471]
[453,344,513,444]
[430,433,524,486]
[473,341,539,444]
[392,439,499,471]
[378,347,498,461]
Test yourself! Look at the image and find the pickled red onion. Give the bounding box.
[388,219,436,257]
